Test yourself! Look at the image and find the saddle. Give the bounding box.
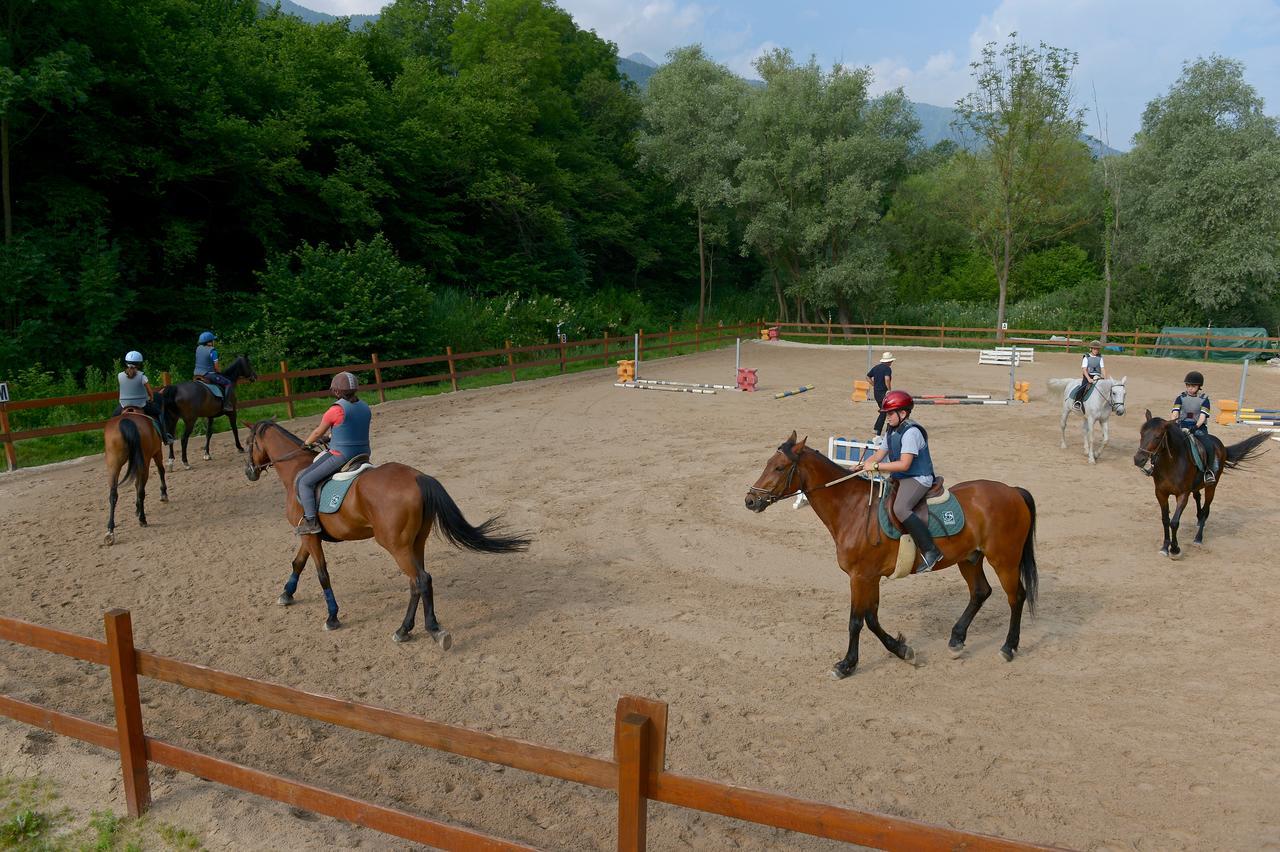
[299,452,376,515]
[120,407,164,440]
[877,477,966,581]
[883,476,947,536]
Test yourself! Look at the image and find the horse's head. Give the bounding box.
[745,431,807,512]
[1109,376,1128,416]
[1134,409,1170,471]
[244,420,273,481]
[233,354,259,383]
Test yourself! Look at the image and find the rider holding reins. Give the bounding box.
[194,331,235,414]
[1172,370,1214,483]
[852,390,945,572]
[113,350,172,443]
[1072,340,1109,411]
[294,372,372,536]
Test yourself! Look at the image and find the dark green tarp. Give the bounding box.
[1151,327,1270,361]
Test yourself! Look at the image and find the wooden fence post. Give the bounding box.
[827,321,832,344]
[0,404,16,472]
[371,353,386,404]
[603,333,610,368]
[694,323,700,352]
[614,696,667,852]
[940,323,945,348]
[446,347,458,392]
[104,609,151,817]
[1133,329,1140,358]
[638,329,644,362]
[1066,328,1073,354]
[667,325,674,354]
[505,340,516,384]
[881,322,886,347]
[160,371,171,388]
[559,337,567,374]
[280,361,295,419]
[717,321,723,348]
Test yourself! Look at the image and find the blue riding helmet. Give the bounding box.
[198,331,216,345]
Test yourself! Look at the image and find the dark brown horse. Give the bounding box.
[157,355,258,469]
[244,420,530,646]
[1133,412,1270,558]
[745,432,1038,678]
[104,410,169,545]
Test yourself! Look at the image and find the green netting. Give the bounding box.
[1151,327,1270,361]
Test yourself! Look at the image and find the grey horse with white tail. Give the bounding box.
[1048,376,1128,464]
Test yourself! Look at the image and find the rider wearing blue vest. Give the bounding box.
[294,372,372,535]
[1072,340,1108,411]
[1172,370,1215,483]
[853,390,944,572]
[194,331,234,413]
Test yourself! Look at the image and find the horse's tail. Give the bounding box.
[1015,487,1038,614]
[1047,378,1073,395]
[417,475,531,554]
[119,418,145,484]
[1222,432,1271,470]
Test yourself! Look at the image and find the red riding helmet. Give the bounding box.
[879,389,914,414]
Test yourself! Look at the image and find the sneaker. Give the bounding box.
[294,516,322,536]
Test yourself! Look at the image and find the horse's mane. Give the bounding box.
[222,355,254,381]
[255,418,304,446]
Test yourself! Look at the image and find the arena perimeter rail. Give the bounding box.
[0,322,762,471]
[0,610,1061,851]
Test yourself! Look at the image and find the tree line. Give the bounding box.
[3,0,1278,388]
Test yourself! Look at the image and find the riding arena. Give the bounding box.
[1,333,1277,850]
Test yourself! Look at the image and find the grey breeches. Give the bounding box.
[893,477,932,523]
[296,453,346,518]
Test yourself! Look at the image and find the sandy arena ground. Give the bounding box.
[1,340,1278,851]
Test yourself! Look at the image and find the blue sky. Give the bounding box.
[302,0,1280,148]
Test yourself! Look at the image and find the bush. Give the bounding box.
[1010,244,1097,301]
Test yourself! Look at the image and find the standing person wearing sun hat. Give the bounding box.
[867,352,895,436]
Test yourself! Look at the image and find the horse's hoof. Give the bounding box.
[948,642,965,659]
[1192,539,1203,547]
[237,447,245,454]
[1169,550,1183,561]
[829,662,854,680]
[899,644,916,665]
[1159,548,1169,557]
[429,629,452,651]
[104,532,115,546]
[393,628,412,643]
[999,646,1015,662]
[202,453,211,461]
[324,618,341,631]
[277,594,294,607]
[138,520,147,528]
[160,494,168,503]
[182,464,191,471]
[165,459,173,470]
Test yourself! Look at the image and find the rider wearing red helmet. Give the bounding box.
[853,390,944,572]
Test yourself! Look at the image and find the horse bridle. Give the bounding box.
[1134,423,1173,470]
[245,422,315,477]
[747,442,866,507]
[1107,384,1126,414]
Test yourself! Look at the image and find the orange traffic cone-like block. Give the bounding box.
[852,380,870,402]
[737,368,758,392]
[616,360,635,382]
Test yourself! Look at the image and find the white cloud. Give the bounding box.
[299,0,387,14]
[726,40,783,79]
[557,0,715,61]
[867,51,970,109]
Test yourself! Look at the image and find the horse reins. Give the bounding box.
[245,423,315,475]
[747,443,870,507]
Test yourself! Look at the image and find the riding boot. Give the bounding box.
[295,516,322,536]
[221,390,235,415]
[901,514,944,573]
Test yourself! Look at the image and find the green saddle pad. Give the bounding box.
[318,470,369,514]
[1072,381,1097,403]
[878,486,966,540]
[1185,433,1218,478]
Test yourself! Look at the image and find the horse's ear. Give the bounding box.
[1145,408,1152,421]
[786,429,797,445]
[795,435,808,451]
[1120,375,1127,385]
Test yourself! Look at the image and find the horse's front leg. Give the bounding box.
[1059,404,1069,449]
[228,408,245,452]
[831,573,866,679]
[203,417,215,461]
[1083,415,1096,464]
[278,543,309,606]
[1168,492,1191,559]
[177,420,193,470]
[1157,492,1172,556]
[1100,414,1111,454]
[860,576,916,665]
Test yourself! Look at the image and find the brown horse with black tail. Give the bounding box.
[157,355,258,469]
[244,420,531,646]
[103,410,169,545]
[746,432,1038,678]
[1133,411,1270,558]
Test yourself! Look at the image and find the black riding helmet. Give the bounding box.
[1184,370,1204,386]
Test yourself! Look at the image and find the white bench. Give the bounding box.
[978,346,1034,365]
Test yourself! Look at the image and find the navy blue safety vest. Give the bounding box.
[330,398,372,459]
[887,420,935,480]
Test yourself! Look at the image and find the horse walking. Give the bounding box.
[104,411,169,545]
[1134,411,1269,558]
[1048,376,1127,463]
[244,420,531,646]
[158,355,257,469]
[746,433,1038,678]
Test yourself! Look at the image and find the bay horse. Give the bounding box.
[1133,411,1270,558]
[1048,376,1127,464]
[157,355,258,470]
[103,410,169,545]
[745,432,1038,678]
[244,420,531,646]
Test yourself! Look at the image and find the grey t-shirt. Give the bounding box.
[118,371,149,407]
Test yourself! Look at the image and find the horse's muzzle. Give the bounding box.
[744,493,768,513]
[244,462,260,482]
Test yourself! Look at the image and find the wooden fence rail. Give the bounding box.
[0,324,763,471]
[0,610,1058,851]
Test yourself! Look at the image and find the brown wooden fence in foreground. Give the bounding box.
[0,609,1059,851]
[0,322,761,471]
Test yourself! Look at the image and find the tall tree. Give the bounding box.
[1092,87,1122,343]
[636,45,747,323]
[955,35,1091,339]
[1123,56,1280,316]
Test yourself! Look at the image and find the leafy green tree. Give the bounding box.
[637,45,747,322]
[1123,56,1280,315]
[954,35,1093,338]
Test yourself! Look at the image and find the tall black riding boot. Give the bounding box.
[901,514,944,573]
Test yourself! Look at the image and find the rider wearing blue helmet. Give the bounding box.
[112,351,172,443]
[195,331,234,413]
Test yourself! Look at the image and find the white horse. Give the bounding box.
[1047,376,1128,464]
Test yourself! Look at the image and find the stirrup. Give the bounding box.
[294,516,322,536]
[918,549,944,573]
[1203,469,1216,484]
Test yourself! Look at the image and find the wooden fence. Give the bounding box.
[0,609,1057,851]
[770,321,1280,360]
[0,322,761,471]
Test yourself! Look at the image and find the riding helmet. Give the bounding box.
[1089,339,1102,349]
[330,371,359,395]
[198,331,216,344]
[879,389,914,414]
[1184,370,1204,386]
[124,350,144,367]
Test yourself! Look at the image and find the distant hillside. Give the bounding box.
[617,57,658,88]
[258,0,377,29]
[626,53,659,68]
